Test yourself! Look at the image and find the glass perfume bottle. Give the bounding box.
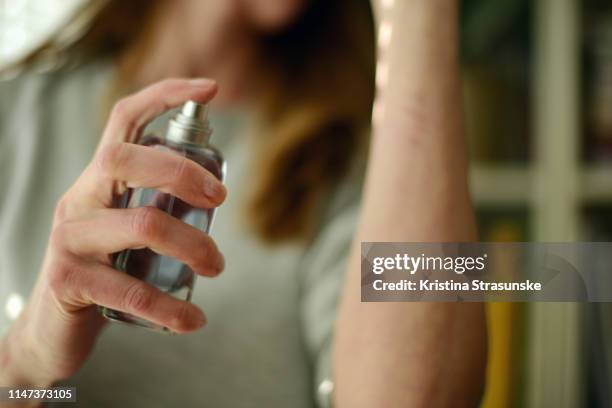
[101,101,226,331]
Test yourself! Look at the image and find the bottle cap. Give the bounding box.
[165,101,212,146]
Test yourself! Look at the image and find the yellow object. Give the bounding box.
[480,220,522,407]
[481,302,518,408]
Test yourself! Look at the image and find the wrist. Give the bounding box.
[0,312,54,388]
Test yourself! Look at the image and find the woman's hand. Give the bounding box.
[0,78,226,388]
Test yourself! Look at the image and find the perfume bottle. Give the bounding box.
[101,101,226,331]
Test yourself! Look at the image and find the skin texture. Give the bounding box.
[0,1,487,407]
[334,1,487,407]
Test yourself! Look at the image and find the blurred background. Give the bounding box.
[463,0,611,407]
[1,0,611,407]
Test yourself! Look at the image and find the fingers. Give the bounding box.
[62,78,220,214]
[39,79,223,336]
[52,207,225,277]
[99,78,218,147]
[77,142,225,209]
[47,257,207,333]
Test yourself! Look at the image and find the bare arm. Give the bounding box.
[334,1,487,406]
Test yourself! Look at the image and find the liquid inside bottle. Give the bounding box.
[100,102,225,332]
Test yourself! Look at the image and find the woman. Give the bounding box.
[0,0,486,406]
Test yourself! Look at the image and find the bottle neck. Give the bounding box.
[165,118,212,146]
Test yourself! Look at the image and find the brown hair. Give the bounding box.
[23,0,375,243]
[252,0,375,242]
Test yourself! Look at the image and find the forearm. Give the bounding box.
[0,308,53,389]
[335,1,486,407]
[367,0,474,239]
[0,342,41,408]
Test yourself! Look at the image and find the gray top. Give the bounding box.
[0,60,362,407]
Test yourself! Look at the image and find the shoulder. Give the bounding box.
[0,57,114,119]
[0,68,46,149]
[0,58,114,138]
[0,70,32,118]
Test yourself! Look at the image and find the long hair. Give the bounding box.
[252,0,375,242]
[15,0,375,243]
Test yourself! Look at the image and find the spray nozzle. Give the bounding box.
[165,101,212,146]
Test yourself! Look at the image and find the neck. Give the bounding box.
[121,1,260,107]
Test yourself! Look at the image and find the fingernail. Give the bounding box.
[194,310,207,328]
[204,178,226,201]
[190,78,213,87]
[215,253,225,273]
